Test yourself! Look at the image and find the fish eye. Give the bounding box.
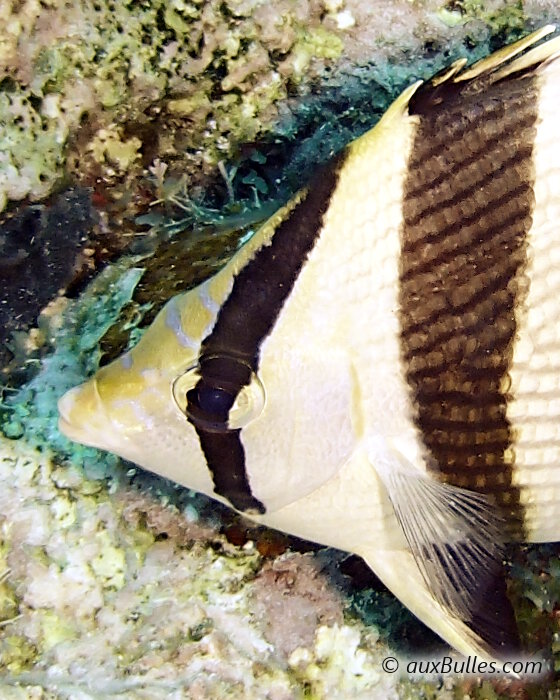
[172,355,266,431]
[186,381,236,432]
[195,384,235,416]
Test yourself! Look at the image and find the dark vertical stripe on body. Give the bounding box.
[186,154,346,513]
[399,73,539,652]
[400,74,538,532]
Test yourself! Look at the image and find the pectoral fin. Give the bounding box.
[367,438,519,657]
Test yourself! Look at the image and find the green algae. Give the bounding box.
[1,262,144,479]
[443,0,530,43]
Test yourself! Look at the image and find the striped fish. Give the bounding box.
[58,27,560,661]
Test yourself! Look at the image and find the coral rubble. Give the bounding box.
[0,437,400,699]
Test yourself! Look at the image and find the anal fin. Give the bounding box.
[360,546,520,660]
[465,555,520,657]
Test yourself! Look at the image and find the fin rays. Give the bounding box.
[372,443,505,625]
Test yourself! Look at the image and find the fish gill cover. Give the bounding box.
[0,1,560,698]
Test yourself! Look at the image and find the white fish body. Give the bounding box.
[59,27,560,661]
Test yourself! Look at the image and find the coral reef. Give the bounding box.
[2,0,559,214]
[0,437,402,699]
[0,0,353,211]
[2,1,560,698]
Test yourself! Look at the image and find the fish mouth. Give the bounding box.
[57,381,104,447]
[58,386,84,441]
[57,414,85,443]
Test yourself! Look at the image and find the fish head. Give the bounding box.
[57,289,358,513]
[57,299,218,499]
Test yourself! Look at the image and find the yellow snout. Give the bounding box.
[58,379,108,449]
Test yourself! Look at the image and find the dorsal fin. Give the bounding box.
[409,25,560,114]
[456,24,557,82]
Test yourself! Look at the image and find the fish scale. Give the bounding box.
[58,27,560,662]
[509,61,560,542]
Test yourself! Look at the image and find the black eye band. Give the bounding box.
[183,353,266,514]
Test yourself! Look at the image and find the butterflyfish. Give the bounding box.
[58,26,560,661]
